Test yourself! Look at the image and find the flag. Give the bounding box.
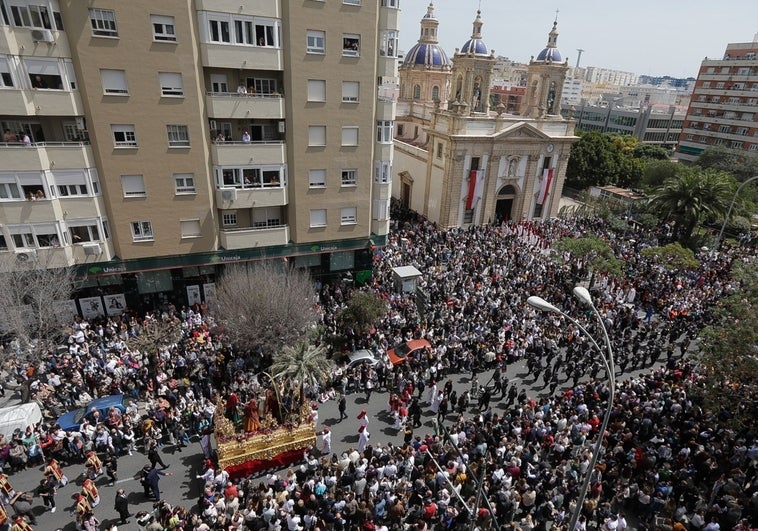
[537,168,554,205]
[466,170,478,210]
[466,170,484,210]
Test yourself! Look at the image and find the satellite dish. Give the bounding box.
[16,252,29,262]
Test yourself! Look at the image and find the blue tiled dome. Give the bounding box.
[533,22,563,64]
[461,39,488,55]
[404,42,451,67]
[536,47,562,62]
[458,10,489,56]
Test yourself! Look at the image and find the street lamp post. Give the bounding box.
[527,288,616,531]
[717,175,758,247]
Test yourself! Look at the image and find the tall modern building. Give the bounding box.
[676,38,758,162]
[0,0,397,310]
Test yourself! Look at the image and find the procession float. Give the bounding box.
[213,385,317,478]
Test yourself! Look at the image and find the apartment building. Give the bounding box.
[676,39,758,162]
[0,0,397,311]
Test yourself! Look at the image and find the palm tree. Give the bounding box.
[648,168,734,242]
[269,341,332,418]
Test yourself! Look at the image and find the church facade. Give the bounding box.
[394,5,578,226]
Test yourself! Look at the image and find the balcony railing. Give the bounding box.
[219,224,289,250]
[206,91,282,99]
[1,141,91,148]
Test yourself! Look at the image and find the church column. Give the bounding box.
[520,154,541,220]
[547,154,567,218]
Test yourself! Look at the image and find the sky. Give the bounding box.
[398,1,758,79]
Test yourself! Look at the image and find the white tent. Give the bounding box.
[0,403,43,439]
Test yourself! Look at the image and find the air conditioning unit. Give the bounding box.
[82,243,102,256]
[31,29,55,43]
[221,188,237,201]
[75,117,86,131]
[209,120,217,130]
[278,121,286,133]
[15,250,36,262]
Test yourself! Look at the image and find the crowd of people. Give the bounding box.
[0,205,755,530]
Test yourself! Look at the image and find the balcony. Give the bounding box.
[215,185,287,209]
[0,26,72,57]
[30,89,84,116]
[0,87,84,116]
[379,6,400,29]
[0,198,59,223]
[210,140,286,166]
[200,43,283,71]
[219,224,289,250]
[1,142,95,171]
[206,92,284,120]
[0,240,114,269]
[196,0,279,17]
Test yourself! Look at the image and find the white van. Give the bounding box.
[0,403,43,439]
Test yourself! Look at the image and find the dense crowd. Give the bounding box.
[0,207,755,531]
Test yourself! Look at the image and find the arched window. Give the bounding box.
[413,84,421,100]
[431,85,440,101]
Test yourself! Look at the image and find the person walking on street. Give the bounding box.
[320,427,332,456]
[35,476,57,513]
[147,439,169,469]
[114,488,130,525]
[145,465,173,501]
[338,394,347,421]
[365,378,374,403]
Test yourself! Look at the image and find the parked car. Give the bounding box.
[346,349,384,370]
[387,339,431,366]
[56,394,134,431]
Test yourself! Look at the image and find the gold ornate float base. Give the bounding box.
[213,405,316,472]
[216,422,317,470]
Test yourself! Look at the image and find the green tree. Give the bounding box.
[339,291,387,333]
[616,155,645,188]
[641,160,684,189]
[565,131,621,189]
[270,341,332,415]
[632,143,670,161]
[647,168,735,242]
[553,235,624,287]
[696,258,758,430]
[696,145,758,181]
[639,243,699,271]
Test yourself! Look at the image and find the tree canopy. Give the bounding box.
[647,168,735,242]
[0,257,76,359]
[270,341,332,413]
[695,145,758,182]
[553,235,624,285]
[566,131,668,190]
[696,257,758,430]
[565,131,622,190]
[338,291,387,333]
[639,243,699,271]
[213,261,318,356]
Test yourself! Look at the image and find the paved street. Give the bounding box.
[1,350,669,530]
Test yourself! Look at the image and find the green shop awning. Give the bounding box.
[77,234,387,278]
